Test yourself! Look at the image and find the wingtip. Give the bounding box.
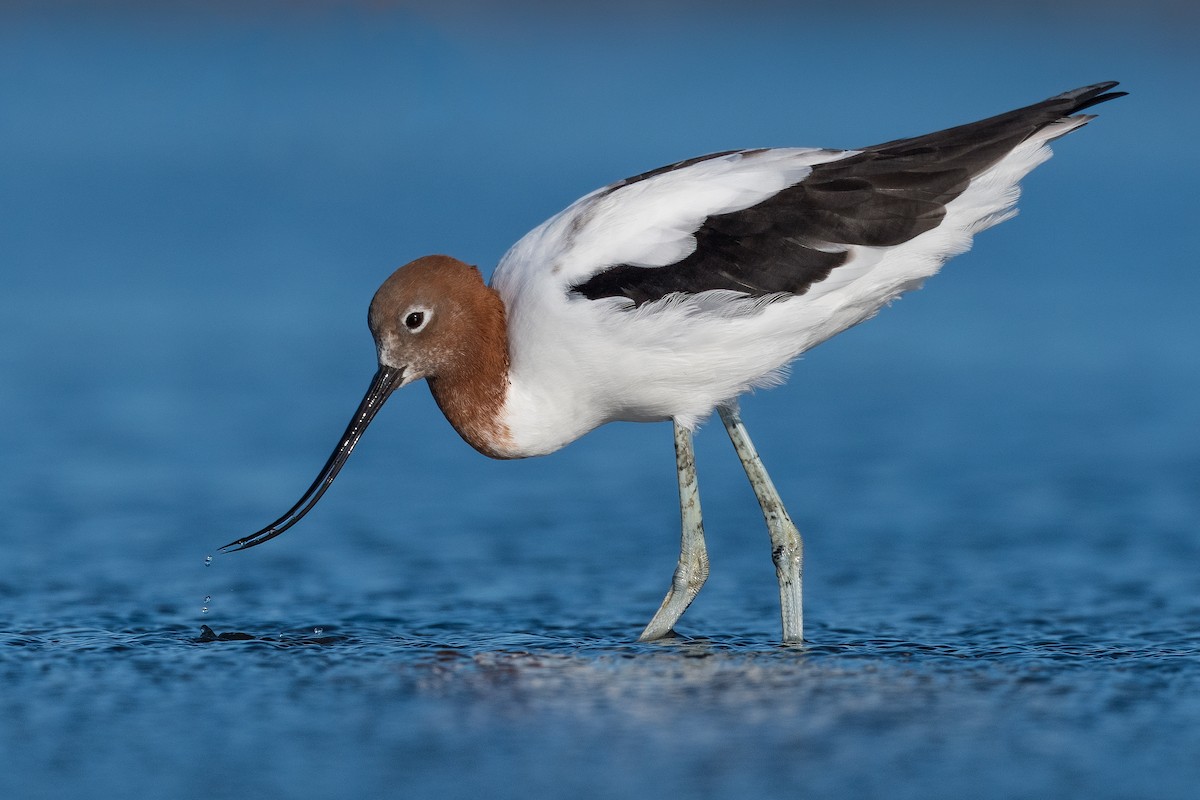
[1058,81,1127,114]
[1059,80,1119,97]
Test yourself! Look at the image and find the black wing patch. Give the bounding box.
[572,82,1124,307]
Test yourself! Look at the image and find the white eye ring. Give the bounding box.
[403,307,432,333]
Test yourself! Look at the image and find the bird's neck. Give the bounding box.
[427,282,516,459]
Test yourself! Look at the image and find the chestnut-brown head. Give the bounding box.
[220,254,509,553]
[368,254,490,386]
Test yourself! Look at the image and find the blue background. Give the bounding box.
[2,2,1198,798]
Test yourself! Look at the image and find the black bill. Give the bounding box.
[220,365,405,552]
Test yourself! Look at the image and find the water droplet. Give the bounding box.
[204,555,213,567]
[201,606,209,614]
[313,627,324,635]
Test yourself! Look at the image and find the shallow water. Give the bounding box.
[3,5,1199,799]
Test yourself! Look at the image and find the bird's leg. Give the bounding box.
[638,421,710,641]
[718,405,803,643]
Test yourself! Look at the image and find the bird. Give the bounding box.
[221,82,1124,643]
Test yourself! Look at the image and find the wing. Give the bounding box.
[493,82,1123,311]
[490,146,854,303]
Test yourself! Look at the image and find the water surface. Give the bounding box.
[2,4,1198,799]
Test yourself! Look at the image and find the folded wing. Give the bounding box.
[494,82,1124,310]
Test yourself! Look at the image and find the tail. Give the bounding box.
[861,81,1126,157]
[811,82,1125,327]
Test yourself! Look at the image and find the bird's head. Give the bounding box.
[220,254,484,553]
[368,254,485,386]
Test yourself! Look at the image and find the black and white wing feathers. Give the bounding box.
[518,82,1124,308]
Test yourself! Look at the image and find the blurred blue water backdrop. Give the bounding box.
[2,2,1198,798]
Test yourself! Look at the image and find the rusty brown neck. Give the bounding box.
[426,283,514,459]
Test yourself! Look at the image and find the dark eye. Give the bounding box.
[404,311,425,330]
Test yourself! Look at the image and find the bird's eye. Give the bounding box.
[404,311,426,331]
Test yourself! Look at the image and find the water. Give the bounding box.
[2,4,1199,799]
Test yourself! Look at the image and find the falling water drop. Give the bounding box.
[204,555,213,567]
[314,627,324,636]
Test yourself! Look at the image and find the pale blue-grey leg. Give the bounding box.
[718,405,803,643]
[639,421,710,641]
